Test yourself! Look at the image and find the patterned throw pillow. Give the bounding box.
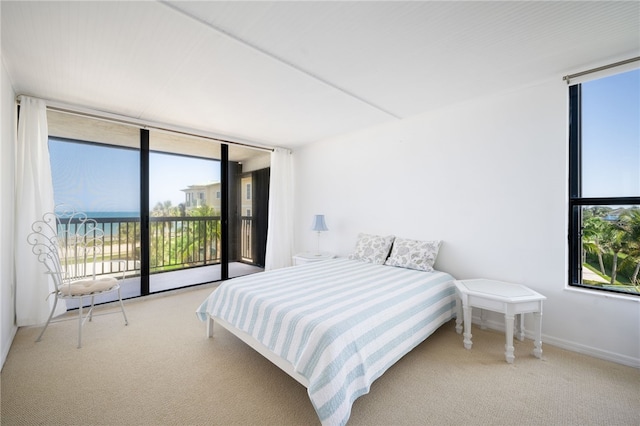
[348,233,395,264]
[384,238,441,272]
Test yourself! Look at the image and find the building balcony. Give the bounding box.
[59,215,263,308]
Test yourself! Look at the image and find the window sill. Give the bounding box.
[564,285,640,302]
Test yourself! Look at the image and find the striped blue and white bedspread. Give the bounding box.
[196,258,456,426]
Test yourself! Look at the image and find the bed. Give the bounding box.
[196,257,456,426]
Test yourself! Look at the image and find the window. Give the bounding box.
[568,68,640,296]
[47,110,272,304]
[48,119,143,302]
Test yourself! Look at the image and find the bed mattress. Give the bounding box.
[197,258,456,426]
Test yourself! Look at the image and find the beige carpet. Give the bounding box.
[2,285,638,426]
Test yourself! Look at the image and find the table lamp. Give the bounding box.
[311,214,328,255]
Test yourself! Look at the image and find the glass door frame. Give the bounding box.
[139,129,232,296]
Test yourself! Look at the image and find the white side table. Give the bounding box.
[292,252,335,266]
[454,279,546,363]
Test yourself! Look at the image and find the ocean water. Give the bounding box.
[82,212,139,235]
[85,211,139,218]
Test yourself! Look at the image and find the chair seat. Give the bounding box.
[59,277,119,296]
[29,208,129,347]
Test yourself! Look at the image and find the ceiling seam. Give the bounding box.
[158,0,401,120]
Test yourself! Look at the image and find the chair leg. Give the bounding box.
[78,298,83,349]
[36,295,59,343]
[89,295,95,322]
[118,288,128,326]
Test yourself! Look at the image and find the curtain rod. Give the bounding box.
[15,95,274,153]
[563,56,640,84]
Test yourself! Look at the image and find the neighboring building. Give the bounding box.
[182,182,221,212]
[182,176,253,216]
[603,208,626,222]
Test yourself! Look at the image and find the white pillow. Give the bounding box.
[348,233,395,264]
[384,238,441,272]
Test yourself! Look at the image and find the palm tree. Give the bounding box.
[599,221,625,285]
[151,200,175,217]
[168,205,220,266]
[187,205,221,264]
[582,216,608,274]
[619,209,640,289]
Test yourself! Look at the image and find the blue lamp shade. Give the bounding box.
[311,214,329,232]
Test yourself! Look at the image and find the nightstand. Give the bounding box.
[454,279,546,363]
[292,252,336,265]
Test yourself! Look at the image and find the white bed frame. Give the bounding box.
[207,315,310,387]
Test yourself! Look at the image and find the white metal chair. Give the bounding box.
[27,206,128,348]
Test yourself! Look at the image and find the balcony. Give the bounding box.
[60,215,263,306]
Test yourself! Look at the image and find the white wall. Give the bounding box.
[293,77,640,367]
[1,56,17,369]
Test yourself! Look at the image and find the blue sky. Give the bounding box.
[49,140,219,212]
[581,68,639,198]
[149,152,220,208]
[49,140,139,212]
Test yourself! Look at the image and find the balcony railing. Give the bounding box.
[57,215,255,277]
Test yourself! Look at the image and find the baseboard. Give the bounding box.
[541,335,640,368]
[469,316,640,369]
[1,324,17,371]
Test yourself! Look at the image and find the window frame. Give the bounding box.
[47,130,260,297]
[568,81,640,296]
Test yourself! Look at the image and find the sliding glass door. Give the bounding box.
[48,111,142,302]
[148,131,271,289]
[227,145,271,278]
[148,130,223,291]
[47,111,271,304]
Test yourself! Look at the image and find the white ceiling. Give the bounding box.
[2,1,639,149]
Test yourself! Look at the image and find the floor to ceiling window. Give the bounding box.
[47,110,270,305]
[48,111,142,303]
[568,67,640,296]
[147,130,270,291]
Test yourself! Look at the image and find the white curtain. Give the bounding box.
[14,95,62,326]
[264,147,294,270]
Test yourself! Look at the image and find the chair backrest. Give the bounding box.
[27,206,105,291]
